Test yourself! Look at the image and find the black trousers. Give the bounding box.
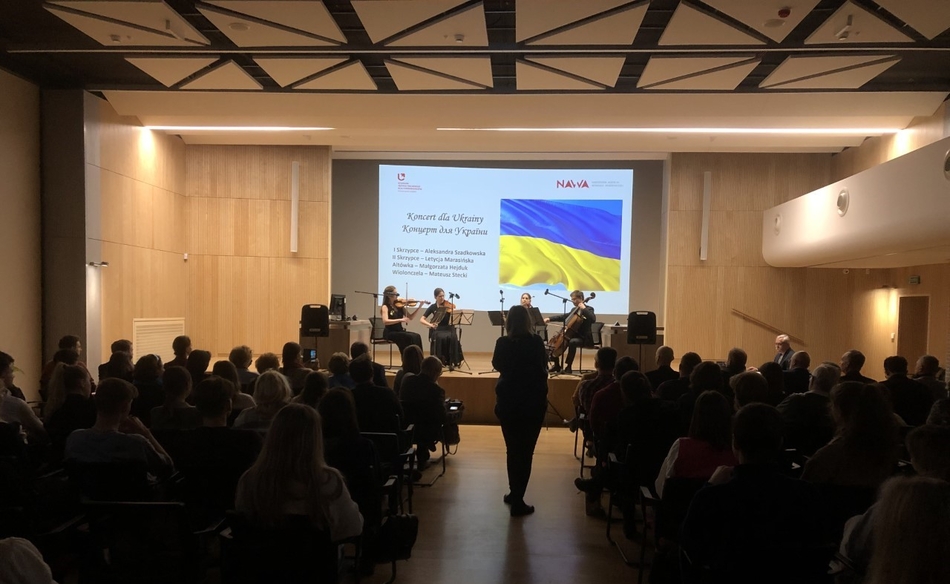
[498,411,545,504]
[550,337,585,368]
[384,330,423,355]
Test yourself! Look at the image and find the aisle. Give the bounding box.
[363,425,647,584]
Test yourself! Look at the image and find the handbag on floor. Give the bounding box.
[374,513,419,563]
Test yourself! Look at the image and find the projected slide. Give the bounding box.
[378,165,633,314]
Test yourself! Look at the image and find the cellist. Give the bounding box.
[544,290,595,374]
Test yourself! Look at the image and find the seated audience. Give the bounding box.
[326,352,355,390]
[656,391,737,498]
[655,351,701,402]
[802,382,898,489]
[783,351,811,395]
[0,353,47,444]
[98,338,132,382]
[100,349,133,383]
[186,350,212,386]
[880,355,933,426]
[234,370,290,434]
[294,371,329,409]
[840,349,875,384]
[777,363,838,456]
[400,356,447,466]
[720,347,747,389]
[676,361,725,435]
[211,360,256,412]
[229,345,258,395]
[235,403,363,541]
[65,378,173,479]
[914,355,948,401]
[131,354,164,423]
[587,356,640,441]
[0,351,26,402]
[680,404,825,583]
[757,361,785,403]
[351,341,388,388]
[928,399,950,426]
[166,335,191,369]
[255,352,280,374]
[393,345,423,397]
[40,335,85,393]
[349,355,402,434]
[732,370,779,407]
[279,342,312,396]
[150,366,200,431]
[42,362,68,418]
[573,347,617,416]
[645,346,678,390]
[45,364,96,462]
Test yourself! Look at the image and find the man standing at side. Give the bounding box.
[773,335,794,371]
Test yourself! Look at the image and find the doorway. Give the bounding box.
[897,296,929,363]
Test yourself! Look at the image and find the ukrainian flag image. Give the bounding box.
[499,199,622,291]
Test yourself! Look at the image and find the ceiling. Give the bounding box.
[2,0,949,152]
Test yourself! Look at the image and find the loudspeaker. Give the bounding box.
[627,311,656,345]
[300,304,330,337]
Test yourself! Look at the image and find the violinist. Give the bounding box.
[381,285,425,353]
[520,293,533,308]
[544,290,595,375]
[421,288,463,369]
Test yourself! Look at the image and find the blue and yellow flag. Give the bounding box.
[499,199,622,291]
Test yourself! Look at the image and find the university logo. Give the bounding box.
[397,173,406,181]
[556,179,589,188]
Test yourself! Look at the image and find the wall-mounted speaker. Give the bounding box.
[300,304,330,337]
[627,311,657,345]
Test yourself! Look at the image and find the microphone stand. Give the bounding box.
[497,290,506,338]
[544,289,571,376]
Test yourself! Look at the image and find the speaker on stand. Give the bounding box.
[627,311,657,366]
[300,304,330,367]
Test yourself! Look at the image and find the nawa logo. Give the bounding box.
[556,179,589,188]
[397,172,406,181]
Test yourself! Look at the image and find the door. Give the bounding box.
[897,296,929,363]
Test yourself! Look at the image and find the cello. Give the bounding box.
[548,293,596,358]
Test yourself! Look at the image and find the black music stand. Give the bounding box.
[487,310,507,337]
[449,309,474,375]
[528,307,547,341]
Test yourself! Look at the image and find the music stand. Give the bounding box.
[528,307,547,341]
[487,310,507,337]
[449,310,475,375]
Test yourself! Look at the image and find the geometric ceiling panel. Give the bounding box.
[387,3,488,47]
[527,2,648,46]
[516,60,604,90]
[294,61,377,90]
[206,1,347,43]
[761,55,901,89]
[385,60,485,90]
[179,60,262,90]
[351,0,468,44]
[45,4,205,46]
[525,56,626,87]
[805,1,913,44]
[875,0,950,40]
[253,57,348,87]
[394,57,494,88]
[660,2,766,45]
[516,0,640,42]
[701,0,820,43]
[638,56,760,89]
[197,4,338,46]
[125,57,218,87]
[48,0,208,45]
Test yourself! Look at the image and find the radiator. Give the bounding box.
[132,318,186,364]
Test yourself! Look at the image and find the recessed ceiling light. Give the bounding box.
[436,127,901,136]
[229,22,250,32]
[145,126,334,132]
[763,18,786,28]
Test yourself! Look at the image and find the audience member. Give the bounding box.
[326,352,355,390]
[393,345,423,397]
[783,351,811,395]
[98,339,132,382]
[351,341,388,388]
[927,399,950,426]
[279,342,311,396]
[40,335,84,392]
[0,354,47,444]
[234,370,290,434]
[42,362,68,419]
[65,378,173,478]
[254,352,280,374]
[681,404,824,582]
[777,363,838,456]
[914,355,948,401]
[150,366,200,431]
[235,404,363,541]
[131,354,164,423]
[294,371,329,409]
[228,345,258,395]
[773,334,794,370]
[840,350,875,384]
[400,356,447,467]
[211,360,256,412]
[587,356,640,441]
[655,351,701,402]
[656,391,737,498]
[100,350,134,383]
[732,370,778,407]
[645,346,677,390]
[349,355,402,435]
[757,361,785,402]
[186,350,212,386]
[720,347,747,388]
[0,537,56,584]
[802,382,898,489]
[45,364,96,462]
[166,335,191,369]
[676,361,724,435]
[573,347,617,416]
[880,355,933,426]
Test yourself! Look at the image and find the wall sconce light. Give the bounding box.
[87,261,109,268]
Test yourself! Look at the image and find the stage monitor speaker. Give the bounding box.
[300,304,330,337]
[627,311,657,345]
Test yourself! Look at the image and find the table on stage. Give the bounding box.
[605,325,664,372]
[301,319,372,369]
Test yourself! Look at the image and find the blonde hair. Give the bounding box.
[868,476,950,584]
[252,370,291,419]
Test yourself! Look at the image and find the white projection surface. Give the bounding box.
[378,165,634,314]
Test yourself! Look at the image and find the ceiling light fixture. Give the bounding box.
[436,127,901,136]
[145,126,335,132]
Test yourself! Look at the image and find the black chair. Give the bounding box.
[65,459,152,502]
[361,431,415,514]
[399,400,447,486]
[369,317,396,368]
[576,322,605,373]
[816,483,877,543]
[655,477,708,543]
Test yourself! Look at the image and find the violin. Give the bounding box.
[441,301,456,313]
[393,298,430,308]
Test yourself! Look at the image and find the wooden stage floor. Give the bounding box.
[375,352,591,426]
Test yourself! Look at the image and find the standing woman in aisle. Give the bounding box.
[380,285,424,354]
[493,304,549,517]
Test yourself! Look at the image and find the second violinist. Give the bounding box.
[421,288,464,369]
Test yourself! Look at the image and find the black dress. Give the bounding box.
[382,304,423,354]
[422,303,464,367]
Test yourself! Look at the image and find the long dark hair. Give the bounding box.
[317,389,360,442]
[688,391,733,450]
[506,305,533,337]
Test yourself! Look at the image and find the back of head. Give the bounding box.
[655,345,674,366]
[679,352,702,376]
[105,351,133,379]
[299,371,329,407]
[884,355,908,376]
[916,355,939,377]
[505,304,532,337]
[595,347,618,373]
[193,376,233,419]
[58,335,81,351]
[228,345,253,369]
[420,356,443,380]
[810,363,841,394]
[726,347,747,370]
[172,335,191,357]
[689,391,733,450]
[867,476,950,584]
[831,382,897,453]
[927,399,950,426]
[732,371,772,408]
[841,349,866,373]
[53,348,80,366]
[162,366,192,400]
[690,361,724,393]
[281,342,302,367]
[733,403,784,464]
[349,355,374,384]
[255,352,280,374]
[187,350,212,378]
[350,341,369,359]
[211,360,240,388]
[0,352,14,379]
[317,389,359,440]
[253,370,291,410]
[620,371,652,405]
[327,352,350,375]
[401,345,424,374]
[94,378,138,416]
[110,339,132,355]
[905,425,950,481]
[62,364,89,395]
[757,361,785,396]
[613,356,639,381]
[790,351,811,370]
[0,537,54,584]
[133,354,162,383]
